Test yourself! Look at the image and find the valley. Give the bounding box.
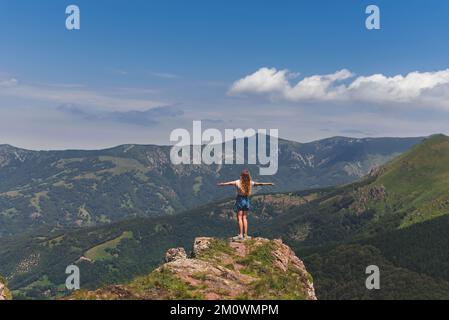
[3,135,449,300]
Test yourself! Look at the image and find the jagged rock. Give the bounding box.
[368,166,385,178]
[165,248,187,262]
[70,237,316,300]
[0,283,5,300]
[193,237,213,257]
[0,276,12,300]
[352,184,387,214]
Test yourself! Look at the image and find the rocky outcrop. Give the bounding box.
[192,237,213,257]
[0,276,12,300]
[352,184,387,214]
[70,237,316,300]
[368,166,385,178]
[165,247,187,263]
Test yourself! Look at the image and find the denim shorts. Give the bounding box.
[233,195,251,213]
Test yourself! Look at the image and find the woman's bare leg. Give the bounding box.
[237,211,244,236]
[243,212,248,236]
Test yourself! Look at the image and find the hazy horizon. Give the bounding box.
[0,132,429,152]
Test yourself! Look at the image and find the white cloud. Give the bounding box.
[150,72,180,79]
[0,79,164,112]
[229,68,292,95]
[0,78,19,88]
[229,67,449,110]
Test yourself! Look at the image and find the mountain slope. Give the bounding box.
[0,136,422,236]
[371,134,449,227]
[0,193,311,299]
[69,237,316,300]
[261,135,449,245]
[301,214,449,300]
[3,135,449,300]
[304,243,449,300]
[261,135,449,299]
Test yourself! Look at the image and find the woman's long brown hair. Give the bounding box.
[239,170,252,196]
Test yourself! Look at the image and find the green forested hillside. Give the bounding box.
[0,193,311,299]
[266,135,449,299]
[373,134,449,227]
[0,136,421,236]
[301,215,449,300]
[304,243,449,300]
[1,135,449,300]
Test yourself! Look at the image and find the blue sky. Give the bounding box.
[1,0,449,149]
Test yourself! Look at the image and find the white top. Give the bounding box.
[233,179,255,196]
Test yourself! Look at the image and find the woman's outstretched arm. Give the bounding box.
[254,182,275,186]
[217,181,237,186]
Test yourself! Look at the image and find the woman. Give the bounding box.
[218,170,274,240]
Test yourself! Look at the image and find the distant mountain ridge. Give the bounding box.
[0,135,423,236]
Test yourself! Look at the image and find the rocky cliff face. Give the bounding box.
[0,276,12,300]
[71,237,316,300]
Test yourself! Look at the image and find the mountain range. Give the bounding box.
[0,136,422,236]
[3,134,449,300]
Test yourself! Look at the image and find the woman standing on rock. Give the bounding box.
[218,170,274,240]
